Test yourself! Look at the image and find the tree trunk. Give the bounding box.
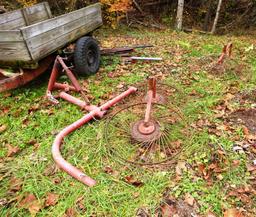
[176,0,184,30]
[203,0,214,31]
[211,0,223,34]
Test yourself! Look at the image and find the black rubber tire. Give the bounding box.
[74,36,100,76]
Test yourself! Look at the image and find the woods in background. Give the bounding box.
[1,0,256,33]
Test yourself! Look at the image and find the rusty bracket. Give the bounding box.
[46,55,89,105]
[217,42,233,65]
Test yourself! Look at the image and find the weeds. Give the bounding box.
[1,27,256,216]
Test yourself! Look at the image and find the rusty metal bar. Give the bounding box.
[57,56,82,92]
[59,92,102,114]
[0,56,54,93]
[144,90,153,125]
[52,86,137,187]
[54,83,76,92]
[47,58,59,92]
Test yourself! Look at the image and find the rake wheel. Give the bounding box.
[104,102,186,166]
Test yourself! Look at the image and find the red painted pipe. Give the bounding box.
[0,56,54,93]
[52,87,137,187]
[54,83,76,92]
[47,58,59,92]
[59,91,102,114]
[57,56,82,92]
[144,90,153,124]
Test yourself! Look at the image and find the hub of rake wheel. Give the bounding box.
[131,120,161,143]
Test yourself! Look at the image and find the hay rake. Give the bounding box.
[104,78,185,166]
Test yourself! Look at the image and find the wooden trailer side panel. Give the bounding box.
[0,10,26,30]
[0,2,52,30]
[0,31,31,62]
[21,3,102,61]
[22,2,52,25]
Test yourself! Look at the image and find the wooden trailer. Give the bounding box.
[0,2,103,92]
[0,2,102,68]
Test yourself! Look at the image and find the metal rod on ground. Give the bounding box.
[54,82,76,92]
[52,87,137,187]
[130,57,163,61]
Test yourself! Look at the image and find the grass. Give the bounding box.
[1,26,256,216]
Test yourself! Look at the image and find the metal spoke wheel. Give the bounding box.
[104,102,186,166]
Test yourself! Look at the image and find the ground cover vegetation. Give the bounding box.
[1,26,256,216]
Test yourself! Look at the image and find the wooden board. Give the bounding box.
[21,3,102,60]
[0,2,52,30]
[0,10,26,30]
[22,2,52,25]
[0,31,31,61]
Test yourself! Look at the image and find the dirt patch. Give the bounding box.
[235,89,256,104]
[156,198,198,217]
[137,197,198,217]
[229,109,256,133]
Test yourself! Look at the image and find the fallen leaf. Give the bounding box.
[7,144,20,157]
[9,177,23,192]
[28,104,40,114]
[103,166,119,177]
[19,194,36,207]
[27,140,37,146]
[117,83,124,89]
[160,203,176,217]
[4,92,11,97]
[19,193,42,216]
[43,164,59,176]
[224,93,235,102]
[0,198,9,207]
[124,176,144,187]
[242,126,249,137]
[52,177,61,184]
[2,106,10,114]
[22,118,29,128]
[65,207,77,217]
[232,160,240,167]
[0,125,7,133]
[45,193,59,207]
[27,140,40,149]
[247,164,256,172]
[184,193,194,206]
[206,211,217,217]
[217,174,224,180]
[197,163,206,175]
[224,208,244,217]
[176,161,187,176]
[107,72,115,78]
[76,196,85,212]
[133,192,140,198]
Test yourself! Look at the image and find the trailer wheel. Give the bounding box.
[74,36,100,76]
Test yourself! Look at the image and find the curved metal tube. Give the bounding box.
[52,87,137,187]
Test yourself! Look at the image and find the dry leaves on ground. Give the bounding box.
[19,193,42,216]
[124,175,144,187]
[6,144,20,157]
[224,208,244,217]
[45,193,59,207]
[0,124,7,133]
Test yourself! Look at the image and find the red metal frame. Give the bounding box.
[0,55,54,93]
[137,78,158,135]
[217,42,233,65]
[47,56,137,186]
